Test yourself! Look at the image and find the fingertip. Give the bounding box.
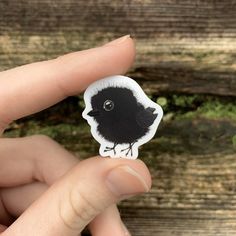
[104,35,136,73]
[84,156,152,192]
[112,35,136,74]
[126,159,152,190]
[54,36,136,95]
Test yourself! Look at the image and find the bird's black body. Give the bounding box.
[89,87,157,147]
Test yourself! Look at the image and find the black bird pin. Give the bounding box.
[82,75,163,159]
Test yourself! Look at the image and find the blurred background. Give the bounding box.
[1,0,236,235]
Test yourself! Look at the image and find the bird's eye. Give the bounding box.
[103,100,114,111]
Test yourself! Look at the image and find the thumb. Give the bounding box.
[3,157,151,236]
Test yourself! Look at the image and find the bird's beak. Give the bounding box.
[87,109,100,117]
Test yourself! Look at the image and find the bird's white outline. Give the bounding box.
[82,75,163,159]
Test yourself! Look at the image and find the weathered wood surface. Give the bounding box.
[1,1,236,235]
[0,0,236,96]
[3,104,236,235]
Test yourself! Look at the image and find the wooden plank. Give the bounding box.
[120,208,236,236]
[4,112,236,235]
[131,64,236,96]
[118,154,236,235]
[0,1,236,96]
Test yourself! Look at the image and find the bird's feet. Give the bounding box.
[121,142,135,156]
[104,143,117,155]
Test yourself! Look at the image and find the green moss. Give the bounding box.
[3,128,21,138]
[156,97,167,107]
[3,94,236,158]
[78,100,85,109]
[156,94,236,121]
[183,99,236,121]
[172,95,198,108]
[27,124,76,138]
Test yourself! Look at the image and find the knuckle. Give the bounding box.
[29,134,56,162]
[70,187,100,222]
[29,135,59,154]
[59,187,101,231]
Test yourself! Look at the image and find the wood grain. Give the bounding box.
[4,115,236,235]
[0,0,236,96]
[1,1,236,235]
[119,153,236,236]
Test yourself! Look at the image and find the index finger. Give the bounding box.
[0,35,135,133]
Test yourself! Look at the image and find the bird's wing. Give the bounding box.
[136,106,158,128]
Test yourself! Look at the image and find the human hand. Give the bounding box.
[0,35,152,236]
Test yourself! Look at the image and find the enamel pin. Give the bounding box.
[82,75,163,159]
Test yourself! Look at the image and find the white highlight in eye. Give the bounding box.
[103,100,114,111]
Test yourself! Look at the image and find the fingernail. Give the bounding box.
[104,35,131,46]
[106,165,149,198]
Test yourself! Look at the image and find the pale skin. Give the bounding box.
[0,35,152,236]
